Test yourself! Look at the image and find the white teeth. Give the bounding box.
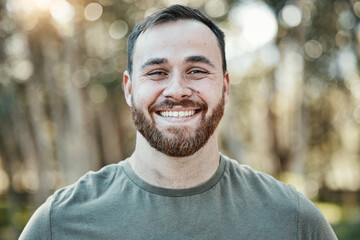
[159,110,196,118]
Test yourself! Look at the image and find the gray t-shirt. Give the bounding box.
[20,155,337,239]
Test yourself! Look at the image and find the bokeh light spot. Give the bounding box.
[84,3,103,21]
[4,33,28,58]
[204,0,228,18]
[13,169,40,193]
[337,49,357,75]
[354,1,360,18]
[22,170,40,193]
[11,59,34,81]
[304,40,323,59]
[50,0,75,24]
[109,20,128,39]
[72,68,90,88]
[188,0,204,9]
[89,84,107,103]
[338,11,355,30]
[280,4,302,28]
[335,30,351,47]
[230,2,278,51]
[165,0,189,6]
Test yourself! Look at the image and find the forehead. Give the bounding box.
[132,20,222,69]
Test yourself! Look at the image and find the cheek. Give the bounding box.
[133,82,163,108]
[193,81,224,102]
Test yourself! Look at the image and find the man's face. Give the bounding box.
[124,20,229,157]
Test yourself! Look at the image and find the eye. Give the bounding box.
[148,71,166,76]
[187,68,208,80]
[146,70,168,81]
[189,69,208,74]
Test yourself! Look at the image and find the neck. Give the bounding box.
[128,131,220,189]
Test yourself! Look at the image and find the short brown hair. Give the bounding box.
[126,4,226,76]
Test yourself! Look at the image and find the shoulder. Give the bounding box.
[296,194,338,239]
[19,196,53,239]
[20,161,128,239]
[221,155,337,239]
[51,161,125,207]
[222,155,298,200]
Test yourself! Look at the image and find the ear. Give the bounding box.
[223,71,230,104]
[123,71,132,107]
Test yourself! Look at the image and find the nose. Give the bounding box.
[162,72,192,100]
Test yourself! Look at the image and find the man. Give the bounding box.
[20,5,337,239]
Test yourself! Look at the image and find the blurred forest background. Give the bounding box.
[0,0,359,239]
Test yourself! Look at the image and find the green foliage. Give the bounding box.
[333,218,360,240]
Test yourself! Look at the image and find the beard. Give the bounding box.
[130,93,225,157]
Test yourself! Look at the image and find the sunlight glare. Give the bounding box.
[229,2,278,51]
[50,0,75,24]
[34,0,55,11]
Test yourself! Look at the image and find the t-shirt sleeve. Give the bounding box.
[19,196,53,240]
[296,192,338,240]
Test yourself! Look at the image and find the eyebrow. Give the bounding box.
[140,55,216,71]
[185,55,215,69]
[141,58,168,70]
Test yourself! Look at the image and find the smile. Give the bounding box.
[159,110,196,118]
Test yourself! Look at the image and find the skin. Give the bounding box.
[123,20,230,189]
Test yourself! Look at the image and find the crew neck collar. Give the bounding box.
[122,154,226,197]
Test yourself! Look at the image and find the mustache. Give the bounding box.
[149,99,207,112]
